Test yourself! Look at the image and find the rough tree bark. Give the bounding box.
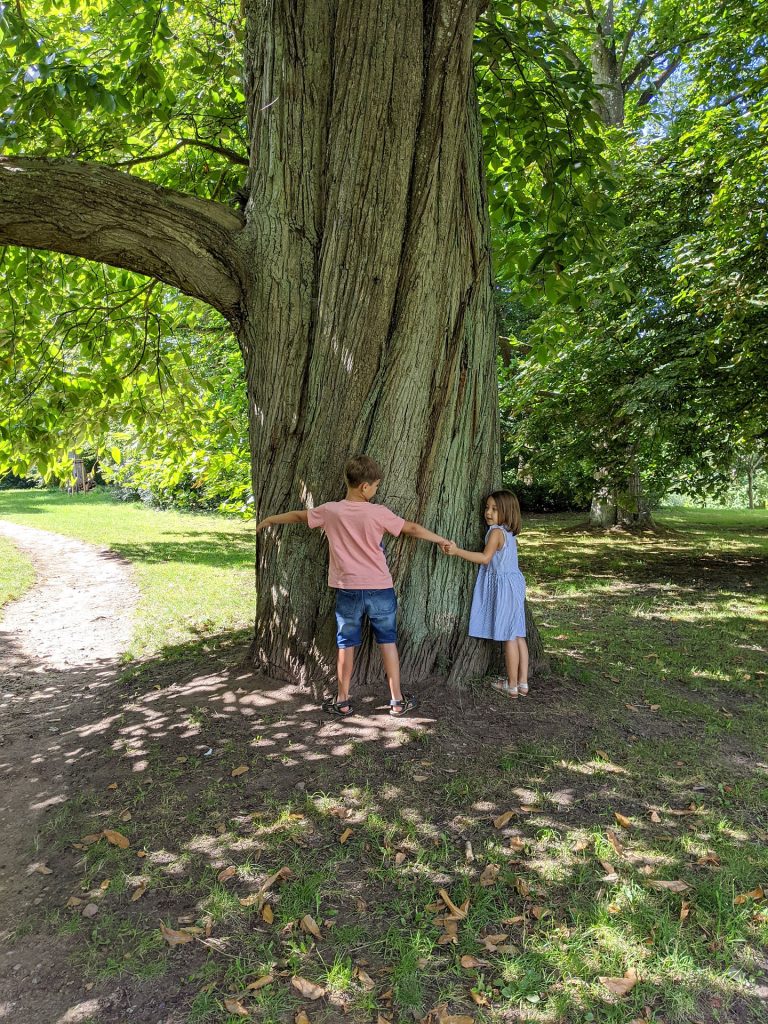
[0,0,544,689]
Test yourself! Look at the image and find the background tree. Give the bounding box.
[498,0,767,524]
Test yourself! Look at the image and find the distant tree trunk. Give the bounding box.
[240,0,540,689]
[589,471,617,528]
[747,467,754,509]
[616,468,654,529]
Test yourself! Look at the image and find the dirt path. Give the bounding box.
[0,519,139,1024]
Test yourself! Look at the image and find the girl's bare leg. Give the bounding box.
[517,638,529,686]
[336,647,355,703]
[379,643,403,702]
[503,639,520,687]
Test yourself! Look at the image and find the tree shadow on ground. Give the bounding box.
[3,625,767,1024]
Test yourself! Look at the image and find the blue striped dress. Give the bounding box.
[468,525,526,640]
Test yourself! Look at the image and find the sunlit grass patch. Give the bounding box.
[0,488,255,656]
[0,533,35,608]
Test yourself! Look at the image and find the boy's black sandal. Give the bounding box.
[389,694,418,717]
[322,696,354,717]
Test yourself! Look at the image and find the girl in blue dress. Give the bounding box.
[445,490,529,698]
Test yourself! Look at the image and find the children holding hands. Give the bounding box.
[254,455,449,718]
[256,456,529,715]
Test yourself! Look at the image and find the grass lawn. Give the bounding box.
[3,495,767,1023]
[0,533,35,608]
[0,488,255,659]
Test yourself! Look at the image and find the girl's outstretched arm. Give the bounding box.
[255,510,309,532]
[445,530,504,565]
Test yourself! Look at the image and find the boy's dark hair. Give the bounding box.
[487,489,522,535]
[345,455,383,488]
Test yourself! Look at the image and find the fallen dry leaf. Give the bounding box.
[291,976,325,1000]
[648,880,691,893]
[572,838,590,852]
[493,810,517,828]
[614,812,632,829]
[261,903,274,924]
[734,886,765,905]
[667,804,697,816]
[696,852,721,866]
[599,859,619,882]
[28,862,53,875]
[295,1012,311,1024]
[459,954,485,969]
[66,896,83,908]
[515,876,530,897]
[530,905,550,920]
[508,836,526,852]
[649,810,662,823]
[82,903,99,918]
[437,889,467,919]
[107,782,118,790]
[247,974,274,991]
[394,851,407,866]
[482,932,508,950]
[355,966,376,991]
[479,864,500,887]
[160,921,199,945]
[519,803,540,813]
[606,829,624,856]
[103,829,130,850]
[231,765,249,777]
[607,903,621,914]
[223,996,251,1017]
[595,749,611,759]
[131,884,147,902]
[680,901,691,921]
[300,914,322,940]
[217,865,237,883]
[598,967,638,997]
[469,989,490,1006]
[120,810,132,823]
[339,828,353,844]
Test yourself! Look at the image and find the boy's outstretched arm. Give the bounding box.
[255,510,309,533]
[401,520,449,546]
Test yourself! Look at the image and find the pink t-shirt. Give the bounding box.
[307,500,405,589]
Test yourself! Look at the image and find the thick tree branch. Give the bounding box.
[637,55,683,106]
[0,157,245,321]
[114,137,249,169]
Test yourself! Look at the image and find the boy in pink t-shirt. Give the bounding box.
[254,455,448,718]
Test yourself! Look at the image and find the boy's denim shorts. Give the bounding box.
[335,588,398,648]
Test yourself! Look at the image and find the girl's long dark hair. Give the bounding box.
[486,490,521,535]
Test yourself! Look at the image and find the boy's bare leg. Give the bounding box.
[336,647,355,703]
[503,639,520,687]
[379,643,403,703]
[516,638,529,686]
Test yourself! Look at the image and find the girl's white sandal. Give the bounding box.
[517,682,529,696]
[491,678,518,698]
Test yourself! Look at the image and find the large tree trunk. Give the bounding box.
[239,0,532,689]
